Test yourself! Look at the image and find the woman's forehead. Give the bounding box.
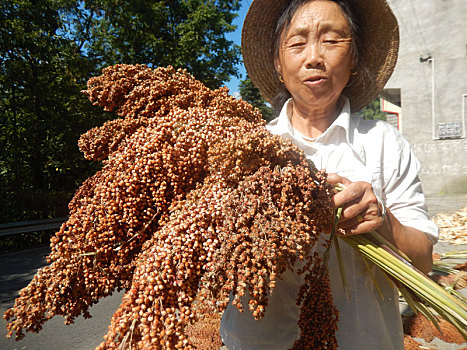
[287,0,351,33]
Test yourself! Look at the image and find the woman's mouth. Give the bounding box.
[304,76,327,86]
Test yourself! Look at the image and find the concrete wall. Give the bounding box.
[385,0,467,194]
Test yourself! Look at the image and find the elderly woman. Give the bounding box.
[220,0,438,349]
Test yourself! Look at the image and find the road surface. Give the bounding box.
[0,245,125,349]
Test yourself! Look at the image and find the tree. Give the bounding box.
[239,76,274,122]
[0,0,105,222]
[0,0,241,223]
[357,98,387,121]
[84,0,240,89]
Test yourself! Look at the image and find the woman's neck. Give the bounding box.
[289,98,343,140]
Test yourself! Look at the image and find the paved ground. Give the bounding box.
[0,246,125,350]
[426,193,467,256]
[425,193,467,220]
[0,193,465,349]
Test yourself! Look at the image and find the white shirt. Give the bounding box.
[220,97,438,349]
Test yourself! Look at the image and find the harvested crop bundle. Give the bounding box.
[4,64,336,349]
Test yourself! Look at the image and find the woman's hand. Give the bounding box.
[327,173,433,274]
[327,173,384,236]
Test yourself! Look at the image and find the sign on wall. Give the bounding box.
[438,122,463,139]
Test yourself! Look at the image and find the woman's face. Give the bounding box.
[275,0,353,113]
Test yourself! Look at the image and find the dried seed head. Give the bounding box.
[4,64,337,349]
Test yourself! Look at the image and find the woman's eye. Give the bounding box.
[288,41,305,48]
[322,35,352,45]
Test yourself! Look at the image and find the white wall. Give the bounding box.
[385,0,467,194]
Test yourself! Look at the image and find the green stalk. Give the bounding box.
[325,206,350,300]
[327,207,342,249]
[437,283,467,304]
[364,230,412,263]
[398,283,442,333]
[440,251,467,260]
[322,206,341,267]
[432,263,460,275]
[346,235,466,314]
[341,235,467,339]
[333,234,350,301]
[361,255,384,301]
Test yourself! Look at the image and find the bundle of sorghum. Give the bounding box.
[4,64,337,349]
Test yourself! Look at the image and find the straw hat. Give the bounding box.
[241,0,399,112]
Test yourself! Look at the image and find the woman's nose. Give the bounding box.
[304,42,325,69]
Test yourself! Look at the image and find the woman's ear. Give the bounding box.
[274,59,282,79]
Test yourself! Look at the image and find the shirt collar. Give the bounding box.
[268,96,352,144]
[267,99,294,137]
[321,96,351,144]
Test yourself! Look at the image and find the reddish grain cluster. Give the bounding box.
[4,64,337,349]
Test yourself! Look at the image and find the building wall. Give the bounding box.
[385,0,467,194]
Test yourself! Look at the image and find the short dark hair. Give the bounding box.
[271,0,365,114]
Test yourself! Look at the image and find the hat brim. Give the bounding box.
[241,0,399,113]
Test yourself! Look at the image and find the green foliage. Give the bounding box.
[239,76,274,122]
[357,98,387,121]
[0,0,241,224]
[84,0,240,88]
[0,0,106,222]
[0,231,53,252]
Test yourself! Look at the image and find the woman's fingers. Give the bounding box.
[327,173,384,235]
[327,173,351,186]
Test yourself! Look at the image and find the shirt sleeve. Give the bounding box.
[382,132,439,244]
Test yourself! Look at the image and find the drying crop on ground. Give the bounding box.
[433,206,467,245]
